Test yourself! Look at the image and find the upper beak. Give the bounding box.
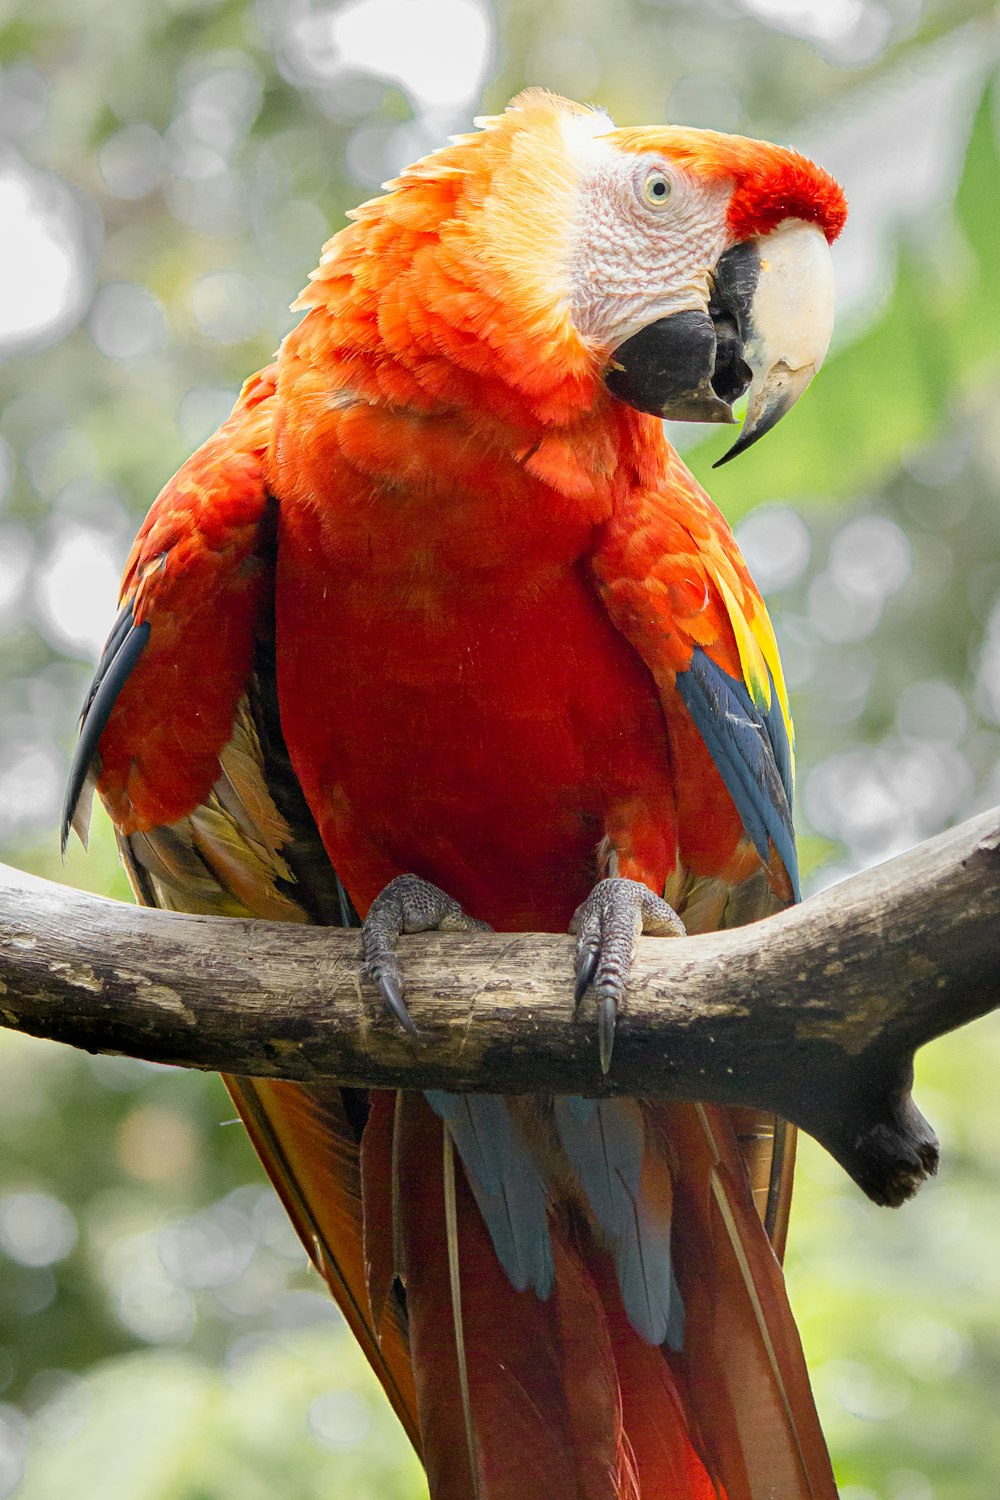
[714,220,836,466]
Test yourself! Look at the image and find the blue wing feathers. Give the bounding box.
[675,647,800,899]
[763,664,794,815]
[60,602,151,853]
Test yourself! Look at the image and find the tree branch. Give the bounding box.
[2,809,999,1208]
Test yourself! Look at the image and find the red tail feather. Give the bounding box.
[359,1088,402,1344]
[226,1082,833,1500]
[663,1104,836,1500]
[586,1248,723,1499]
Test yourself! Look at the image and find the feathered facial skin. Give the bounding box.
[562,105,847,461]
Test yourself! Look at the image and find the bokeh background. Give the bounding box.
[1,0,999,1496]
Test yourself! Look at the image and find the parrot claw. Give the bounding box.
[570,877,685,1074]
[378,972,419,1037]
[362,873,492,1034]
[573,945,600,1006]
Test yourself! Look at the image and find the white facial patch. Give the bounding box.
[563,129,732,351]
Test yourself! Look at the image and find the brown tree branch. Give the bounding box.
[1,808,998,1208]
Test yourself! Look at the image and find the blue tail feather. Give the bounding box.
[554,1096,684,1349]
[425,1091,554,1299]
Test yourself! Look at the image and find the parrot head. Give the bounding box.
[575,106,847,463]
[310,90,846,454]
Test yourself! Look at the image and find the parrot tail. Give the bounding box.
[224,1068,832,1497]
[359,1090,721,1500]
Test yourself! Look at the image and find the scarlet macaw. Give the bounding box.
[64,91,847,1499]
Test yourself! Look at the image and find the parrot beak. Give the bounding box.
[713,219,836,467]
[603,219,835,463]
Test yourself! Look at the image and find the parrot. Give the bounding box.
[63,90,847,1500]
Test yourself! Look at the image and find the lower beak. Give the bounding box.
[712,357,819,467]
[604,309,737,425]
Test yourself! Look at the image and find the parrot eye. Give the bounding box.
[642,169,672,208]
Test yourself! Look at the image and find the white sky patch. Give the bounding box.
[282,0,494,112]
[0,160,94,354]
[737,0,893,64]
[34,526,122,660]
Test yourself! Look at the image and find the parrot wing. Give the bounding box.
[593,468,798,910]
[61,370,420,1451]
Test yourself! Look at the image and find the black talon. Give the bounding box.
[574,946,600,1005]
[378,973,419,1037]
[598,994,616,1075]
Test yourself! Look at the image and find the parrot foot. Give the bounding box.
[571,878,685,1075]
[362,874,492,1035]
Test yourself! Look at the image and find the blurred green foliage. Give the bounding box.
[1,1,1000,1498]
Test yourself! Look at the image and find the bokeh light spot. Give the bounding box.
[117,1108,199,1186]
[158,1204,256,1293]
[736,503,812,593]
[0,163,92,355]
[879,1312,966,1382]
[0,1414,25,1499]
[88,282,168,363]
[0,738,64,840]
[34,525,120,659]
[0,63,49,140]
[808,571,883,643]
[111,1234,197,1344]
[0,1193,78,1268]
[0,524,33,629]
[0,436,13,509]
[975,600,1000,726]
[820,1357,910,1421]
[97,124,165,200]
[308,1389,373,1451]
[830,513,911,601]
[895,680,968,744]
[190,271,261,344]
[280,0,494,111]
[886,1469,934,1500]
[181,58,263,155]
[737,0,892,65]
[176,383,240,451]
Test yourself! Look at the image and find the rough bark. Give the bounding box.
[1,808,998,1207]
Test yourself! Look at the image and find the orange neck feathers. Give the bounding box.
[290,95,603,430]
